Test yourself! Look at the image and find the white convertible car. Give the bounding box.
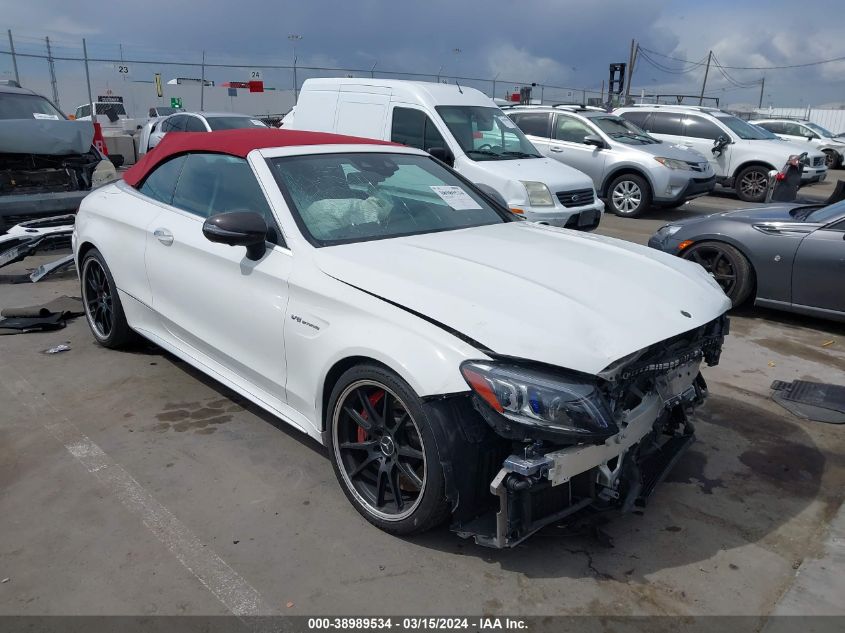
[73,128,731,548]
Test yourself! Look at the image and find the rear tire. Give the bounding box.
[80,248,134,349]
[607,174,651,218]
[682,241,754,306]
[735,165,769,203]
[326,363,450,536]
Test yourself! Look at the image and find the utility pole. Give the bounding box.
[7,30,20,85]
[758,76,765,109]
[698,50,712,106]
[45,37,60,109]
[600,79,605,103]
[82,38,94,119]
[288,34,303,102]
[624,38,637,102]
[200,50,206,110]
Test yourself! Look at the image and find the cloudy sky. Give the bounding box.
[2,0,843,116]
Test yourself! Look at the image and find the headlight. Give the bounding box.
[521,181,555,207]
[655,224,683,239]
[654,157,688,170]
[460,361,617,440]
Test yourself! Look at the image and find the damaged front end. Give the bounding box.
[0,120,116,232]
[425,315,729,548]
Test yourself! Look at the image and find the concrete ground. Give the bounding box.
[1,174,844,617]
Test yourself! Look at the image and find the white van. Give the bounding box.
[285,79,604,230]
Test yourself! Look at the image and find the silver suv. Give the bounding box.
[505,105,715,217]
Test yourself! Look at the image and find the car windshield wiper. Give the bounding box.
[465,149,502,158]
[501,150,540,158]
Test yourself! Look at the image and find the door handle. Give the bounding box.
[153,228,174,246]
[550,146,564,153]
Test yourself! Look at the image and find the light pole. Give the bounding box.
[288,34,303,102]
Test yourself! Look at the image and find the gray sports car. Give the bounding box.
[648,199,845,321]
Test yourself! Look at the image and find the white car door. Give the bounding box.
[679,114,733,176]
[144,152,292,408]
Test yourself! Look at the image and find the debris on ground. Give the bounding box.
[821,340,835,348]
[771,380,845,424]
[44,343,71,354]
[0,296,84,335]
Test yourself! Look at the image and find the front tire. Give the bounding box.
[682,241,754,306]
[607,174,651,218]
[735,165,769,202]
[80,248,134,349]
[823,150,842,170]
[326,364,450,535]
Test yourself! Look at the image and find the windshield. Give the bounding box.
[0,92,65,120]
[805,122,834,138]
[749,123,779,139]
[206,116,266,130]
[269,152,510,245]
[591,115,659,145]
[793,199,845,223]
[435,106,541,161]
[713,114,771,140]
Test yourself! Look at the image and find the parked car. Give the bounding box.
[73,128,730,547]
[73,97,140,134]
[506,105,716,217]
[285,78,605,230]
[138,111,267,155]
[0,83,116,232]
[649,199,845,320]
[750,118,845,169]
[149,106,180,118]
[616,105,827,202]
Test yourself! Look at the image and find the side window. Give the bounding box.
[511,113,551,138]
[76,105,90,119]
[760,121,784,134]
[648,112,684,135]
[683,115,724,140]
[797,124,816,138]
[826,218,845,232]
[619,111,649,128]
[171,153,282,244]
[391,107,425,149]
[391,107,445,151]
[782,122,804,136]
[162,115,187,132]
[553,115,593,144]
[138,155,187,205]
[184,116,207,132]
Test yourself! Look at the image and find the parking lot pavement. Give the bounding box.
[1,177,844,617]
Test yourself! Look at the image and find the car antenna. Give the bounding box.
[455,79,463,94]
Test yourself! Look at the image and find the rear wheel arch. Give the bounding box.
[76,240,97,269]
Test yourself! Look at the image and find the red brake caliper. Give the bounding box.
[357,390,385,443]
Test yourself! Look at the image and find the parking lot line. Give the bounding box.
[1,371,274,618]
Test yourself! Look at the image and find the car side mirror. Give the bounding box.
[428,147,454,167]
[202,211,268,261]
[712,135,731,156]
[583,134,605,149]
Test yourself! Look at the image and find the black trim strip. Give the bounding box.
[331,276,496,356]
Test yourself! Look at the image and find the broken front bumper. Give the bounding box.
[458,370,705,549]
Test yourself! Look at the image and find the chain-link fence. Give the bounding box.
[0,30,609,120]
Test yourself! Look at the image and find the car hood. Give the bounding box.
[474,156,594,190]
[766,138,825,160]
[314,222,730,375]
[632,141,708,162]
[673,204,810,227]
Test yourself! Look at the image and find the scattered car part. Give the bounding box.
[767,153,807,203]
[44,343,71,354]
[29,253,75,282]
[0,296,83,335]
[771,380,845,424]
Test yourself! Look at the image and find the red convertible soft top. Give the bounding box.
[123,128,397,187]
